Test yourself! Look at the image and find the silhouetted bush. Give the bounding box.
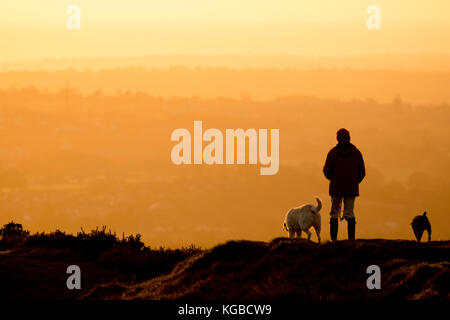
[0,221,30,249]
[1,222,203,281]
[0,221,29,237]
[23,226,146,259]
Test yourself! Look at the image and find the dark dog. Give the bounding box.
[411,212,431,242]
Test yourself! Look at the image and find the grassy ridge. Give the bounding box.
[1,222,448,300]
[85,238,449,300]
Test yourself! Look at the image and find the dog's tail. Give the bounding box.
[283,222,289,231]
[315,197,322,212]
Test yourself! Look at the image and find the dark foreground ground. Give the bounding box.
[0,238,448,300]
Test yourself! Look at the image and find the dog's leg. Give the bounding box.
[296,229,302,239]
[412,227,419,242]
[289,229,295,239]
[418,229,424,242]
[426,226,432,242]
[412,225,421,242]
[306,230,311,241]
[314,225,321,243]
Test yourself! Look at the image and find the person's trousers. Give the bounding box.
[330,197,356,220]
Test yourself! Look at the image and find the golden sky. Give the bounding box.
[1,1,450,61]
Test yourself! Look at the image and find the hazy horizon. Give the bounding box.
[3,53,450,71]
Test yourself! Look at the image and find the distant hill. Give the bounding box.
[1,67,450,104]
[3,54,450,71]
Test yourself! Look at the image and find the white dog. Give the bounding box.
[284,197,322,243]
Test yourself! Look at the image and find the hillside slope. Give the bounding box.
[84,238,449,300]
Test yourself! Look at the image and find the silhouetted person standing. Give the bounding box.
[323,129,365,240]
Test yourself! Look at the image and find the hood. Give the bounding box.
[335,142,356,157]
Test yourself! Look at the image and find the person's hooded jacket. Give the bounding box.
[323,142,365,197]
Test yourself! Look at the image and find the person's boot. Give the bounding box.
[330,218,338,241]
[347,218,356,240]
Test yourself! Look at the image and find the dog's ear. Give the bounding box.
[423,211,427,216]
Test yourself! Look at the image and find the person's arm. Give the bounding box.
[323,150,335,180]
[358,152,366,183]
